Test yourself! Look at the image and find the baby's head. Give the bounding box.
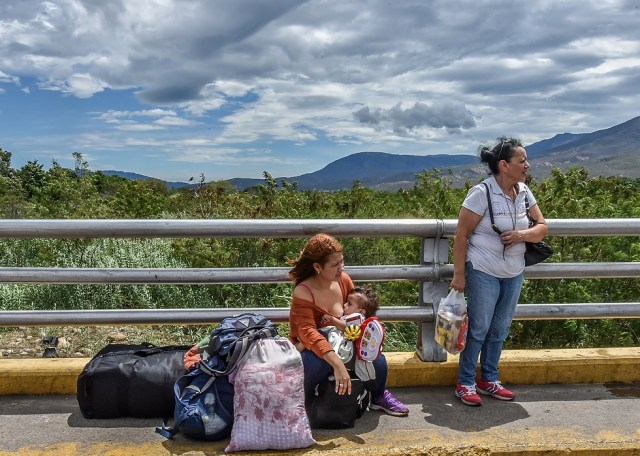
[343,286,380,318]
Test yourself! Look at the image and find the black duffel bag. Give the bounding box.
[308,376,370,429]
[77,342,190,419]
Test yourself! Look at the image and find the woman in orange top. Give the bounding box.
[288,233,409,416]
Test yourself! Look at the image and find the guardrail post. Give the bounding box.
[416,222,448,361]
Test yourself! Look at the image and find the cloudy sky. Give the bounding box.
[1,0,639,183]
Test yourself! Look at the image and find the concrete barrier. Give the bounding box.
[2,347,640,396]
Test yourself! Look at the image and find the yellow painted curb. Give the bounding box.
[385,347,640,387]
[1,348,640,395]
[0,358,87,395]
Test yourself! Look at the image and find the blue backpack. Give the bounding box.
[156,313,278,441]
[199,313,279,376]
[156,368,235,441]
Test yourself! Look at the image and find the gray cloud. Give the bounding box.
[354,102,476,134]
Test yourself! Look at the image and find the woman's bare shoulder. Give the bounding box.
[292,282,314,302]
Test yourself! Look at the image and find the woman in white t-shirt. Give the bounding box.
[450,137,548,407]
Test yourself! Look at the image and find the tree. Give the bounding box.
[0,148,14,178]
[73,152,89,177]
[18,160,47,198]
[109,179,170,218]
[0,148,30,217]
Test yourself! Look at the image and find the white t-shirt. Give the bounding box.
[462,176,536,278]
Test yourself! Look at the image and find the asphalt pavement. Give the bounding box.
[1,382,639,455]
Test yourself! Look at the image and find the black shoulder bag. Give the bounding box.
[482,183,553,267]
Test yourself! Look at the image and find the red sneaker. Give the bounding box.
[476,380,515,401]
[455,383,482,407]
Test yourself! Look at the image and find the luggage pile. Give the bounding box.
[77,313,315,452]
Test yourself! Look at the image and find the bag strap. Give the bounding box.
[155,419,176,439]
[522,189,537,227]
[133,345,189,357]
[482,183,502,235]
[483,182,509,261]
[199,326,278,377]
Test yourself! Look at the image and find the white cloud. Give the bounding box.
[100,109,178,120]
[154,116,199,127]
[0,70,20,85]
[114,123,165,132]
[40,73,107,98]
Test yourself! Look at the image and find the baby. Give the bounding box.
[322,286,380,330]
[294,286,380,353]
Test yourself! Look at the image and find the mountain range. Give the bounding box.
[102,115,640,190]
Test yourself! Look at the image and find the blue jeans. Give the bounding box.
[301,350,388,404]
[458,261,524,386]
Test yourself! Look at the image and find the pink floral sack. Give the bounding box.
[225,337,315,452]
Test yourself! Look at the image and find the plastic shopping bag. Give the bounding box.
[434,290,468,355]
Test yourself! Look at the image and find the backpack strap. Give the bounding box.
[155,418,176,439]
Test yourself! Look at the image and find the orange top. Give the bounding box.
[289,272,353,358]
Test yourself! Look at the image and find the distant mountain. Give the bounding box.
[228,152,478,190]
[523,115,640,180]
[100,170,191,189]
[99,115,640,191]
[229,116,640,190]
[525,132,587,156]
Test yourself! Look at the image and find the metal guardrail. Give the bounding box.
[1,218,639,361]
[1,218,639,238]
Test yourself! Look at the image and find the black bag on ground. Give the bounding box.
[77,342,190,419]
[308,376,370,429]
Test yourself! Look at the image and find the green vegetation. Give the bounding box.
[0,148,639,351]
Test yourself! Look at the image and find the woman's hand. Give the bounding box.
[323,351,352,395]
[500,229,524,247]
[451,273,465,292]
[333,363,352,396]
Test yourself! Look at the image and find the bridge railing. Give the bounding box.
[0,218,639,361]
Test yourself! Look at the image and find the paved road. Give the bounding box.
[1,383,639,455]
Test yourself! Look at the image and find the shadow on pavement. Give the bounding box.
[423,396,529,432]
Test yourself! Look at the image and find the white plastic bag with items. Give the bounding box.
[434,290,468,355]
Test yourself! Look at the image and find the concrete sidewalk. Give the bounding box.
[1,383,639,455]
[1,348,639,455]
